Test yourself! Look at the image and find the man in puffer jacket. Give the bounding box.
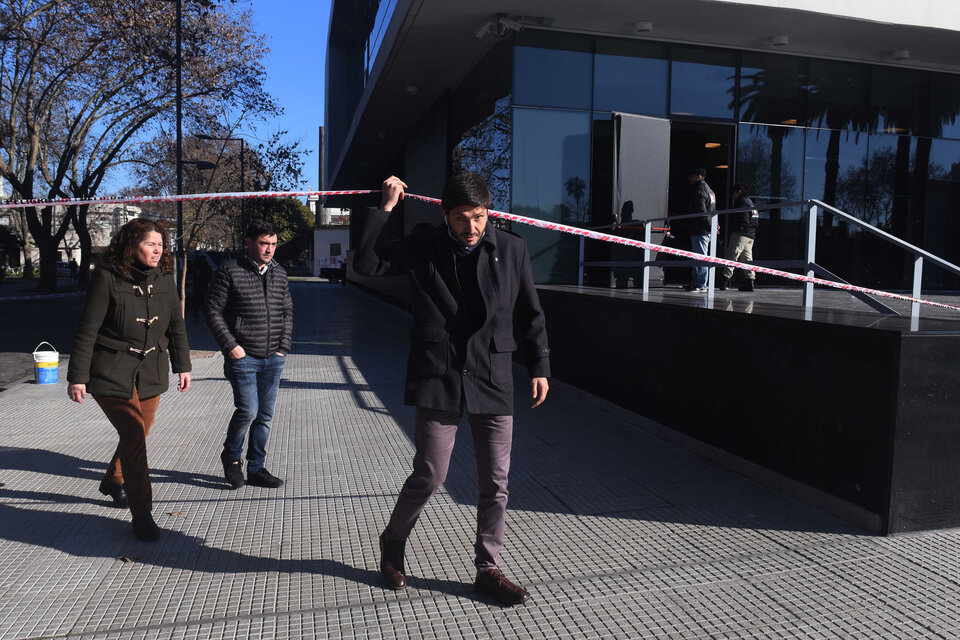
[205,219,293,489]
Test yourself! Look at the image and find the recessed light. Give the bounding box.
[705,142,721,149]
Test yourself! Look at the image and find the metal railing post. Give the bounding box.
[911,254,923,328]
[642,221,652,295]
[803,203,818,313]
[578,236,584,287]
[707,213,718,299]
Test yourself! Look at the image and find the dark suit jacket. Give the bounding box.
[353,207,550,415]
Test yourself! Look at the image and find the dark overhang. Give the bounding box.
[327,0,960,190]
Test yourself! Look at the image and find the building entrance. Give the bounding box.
[668,122,734,216]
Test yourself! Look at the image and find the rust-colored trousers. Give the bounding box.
[94,388,160,515]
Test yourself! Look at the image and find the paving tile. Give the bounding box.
[1,284,958,639]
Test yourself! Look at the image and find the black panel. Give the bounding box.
[889,335,960,532]
[538,289,924,527]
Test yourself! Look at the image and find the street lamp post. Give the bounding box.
[196,134,245,244]
[175,0,184,303]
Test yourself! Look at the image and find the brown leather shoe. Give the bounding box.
[474,568,531,605]
[379,532,407,590]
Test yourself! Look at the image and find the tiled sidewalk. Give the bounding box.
[1,283,958,639]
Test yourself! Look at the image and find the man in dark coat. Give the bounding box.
[353,173,550,605]
[678,167,716,292]
[205,219,293,490]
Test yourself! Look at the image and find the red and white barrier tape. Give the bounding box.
[3,189,958,313]
[0,189,377,209]
[399,194,960,314]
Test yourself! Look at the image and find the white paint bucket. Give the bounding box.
[33,341,59,384]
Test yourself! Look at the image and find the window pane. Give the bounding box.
[454,96,512,212]
[739,53,805,126]
[870,67,928,136]
[805,60,868,131]
[930,73,960,140]
[804,127,870,283]
[594,38,667,115]
[670,46,735,120]
[512,108,592,284]
[924,139,960,288]
[737,123,805,260]
[804,128,868,207]
[514,31,592,109]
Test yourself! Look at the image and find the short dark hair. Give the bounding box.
[245,219,276,240]
[733,182,752,194]
[441,172,491,213]
[691,167,707,178]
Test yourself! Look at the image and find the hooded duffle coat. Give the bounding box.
[68,263,191,399]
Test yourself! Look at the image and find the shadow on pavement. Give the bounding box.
[0,447,227,491]
[339,285,863,537]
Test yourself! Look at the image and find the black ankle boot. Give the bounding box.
[379,532,407,590]
[718,276,730,291]
[99,479,128,508]
[132,512,161,541]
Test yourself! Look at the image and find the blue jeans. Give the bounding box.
[690,233,710,288]
[223,353,285,473]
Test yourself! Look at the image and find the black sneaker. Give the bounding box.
[247,468,284,488]
[221,455,245,489]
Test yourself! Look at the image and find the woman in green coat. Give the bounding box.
[67,218,192,541]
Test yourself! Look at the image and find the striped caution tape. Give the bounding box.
[3,189,958,313]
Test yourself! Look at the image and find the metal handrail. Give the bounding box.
[574,198,960,326]
[810,199,960,277]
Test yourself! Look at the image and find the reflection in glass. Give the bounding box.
[737,124,804,261]
[806,60,868,131]
[594,38,667,115]
[870,67,927,136]
[837,134,916,231]
[670,47,735,120]
[803,128,868,215]
[512,107,592,283]
[739,53,805,126]
[514,31,592,109]
[930,73,960,140]
[454,96,512,211]
[924,139,960,288]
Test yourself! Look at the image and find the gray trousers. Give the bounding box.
[384,407,513,570]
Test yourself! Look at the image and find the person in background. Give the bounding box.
[680,167,716,293]
[718,183,759,292]
[189,255,212,322]
[205,220,293,490]
[67,218,192,542]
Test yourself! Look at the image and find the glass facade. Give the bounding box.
[452,30,960,288]
[670,47,737,120]
[511,108,591,283]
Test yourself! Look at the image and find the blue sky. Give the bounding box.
[248,0,331,190]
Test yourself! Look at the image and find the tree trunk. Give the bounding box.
[74,204,93,288]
